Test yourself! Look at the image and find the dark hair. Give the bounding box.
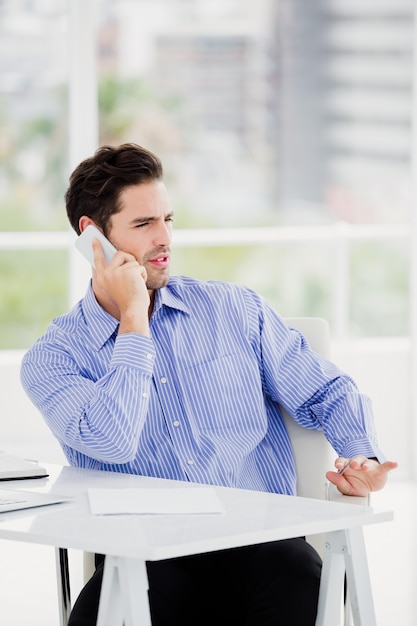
[65,143,164,235]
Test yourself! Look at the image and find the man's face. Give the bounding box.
[107,181,173,291]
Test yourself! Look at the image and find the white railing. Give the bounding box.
[0,222,410,339]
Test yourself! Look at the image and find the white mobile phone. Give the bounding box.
[75,224,117,268]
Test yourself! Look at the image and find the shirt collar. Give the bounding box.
[154,281,190,316]
[82,283,119,351]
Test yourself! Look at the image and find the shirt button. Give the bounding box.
[142,392,148,398]
[146,353,153,360]
[173,420,180,427]
[160,377,167,384]
[187,459,194,465]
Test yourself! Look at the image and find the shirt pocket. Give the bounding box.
[180,352,266,431]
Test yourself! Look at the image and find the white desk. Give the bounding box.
[0,464,393,626]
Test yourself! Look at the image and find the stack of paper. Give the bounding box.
[88,487,225,516]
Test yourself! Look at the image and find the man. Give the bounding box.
[21,143,397,625]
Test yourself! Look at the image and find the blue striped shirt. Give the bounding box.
[20,276,383,495]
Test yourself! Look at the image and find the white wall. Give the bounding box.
[332,338,409,476]
[0,351,66,464]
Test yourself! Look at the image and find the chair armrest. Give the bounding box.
[325,481,370,506]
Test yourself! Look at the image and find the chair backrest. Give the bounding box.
[282,317,336,500]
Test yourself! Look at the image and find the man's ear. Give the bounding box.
[79,216,97,234]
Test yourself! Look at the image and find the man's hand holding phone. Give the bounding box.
[76,225,150,335]
[92,237,150,335]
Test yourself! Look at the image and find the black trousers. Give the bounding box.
[68,537,322,626]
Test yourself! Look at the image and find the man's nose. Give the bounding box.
[154,221,172,246]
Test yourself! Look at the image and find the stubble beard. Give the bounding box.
[145,269,170,291]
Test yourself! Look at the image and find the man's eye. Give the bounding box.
[166,216,174,223]
[135,222,148,228]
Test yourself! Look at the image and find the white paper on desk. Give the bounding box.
[87,487,225,516]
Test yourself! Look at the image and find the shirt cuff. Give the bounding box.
[110,333,156,374]
[342,439,386,464]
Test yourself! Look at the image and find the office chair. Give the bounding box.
[55,317,366,625]
[283,317,367,625]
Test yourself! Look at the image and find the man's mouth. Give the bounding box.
[148,253,170,268]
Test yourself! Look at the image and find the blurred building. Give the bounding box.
[115,0,416,224]
[274,0,415,224]
[0,0,415,225]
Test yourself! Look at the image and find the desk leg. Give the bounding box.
[316,528,377,626]
[343,527,377,626]
[97,556,152,626]
[315,531,346,626]
[55,547,71,626]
